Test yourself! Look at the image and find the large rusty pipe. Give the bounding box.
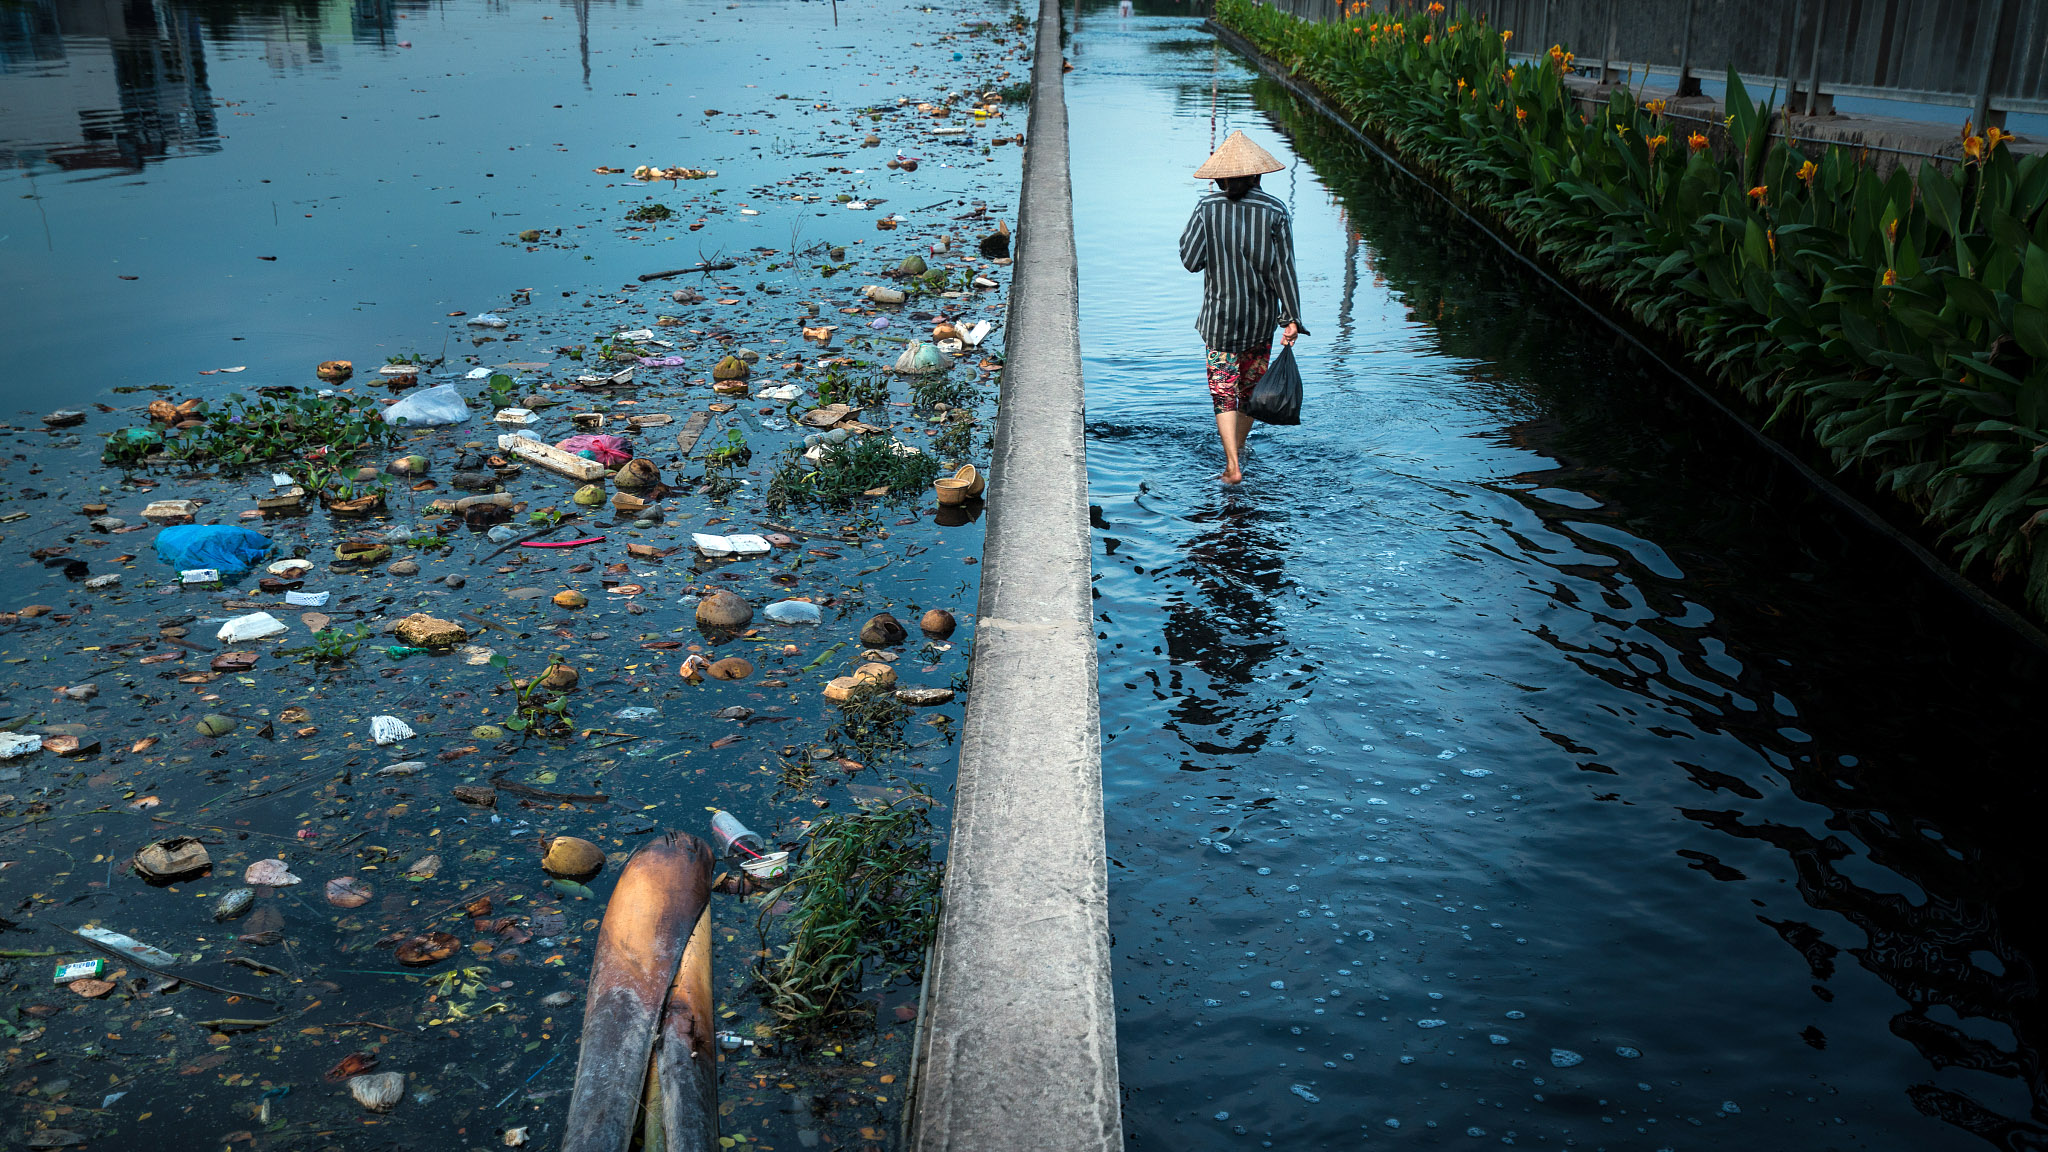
[562,833,715,1152]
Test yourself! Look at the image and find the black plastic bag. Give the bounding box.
[1245,345,1303,425]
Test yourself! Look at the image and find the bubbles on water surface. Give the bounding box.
[1460,768,1492,778]
[1290,1084,1320,1103]
[1616,1045,1641,1058]
[1213,1112,1229,1122]
[1504,1010,1526,1019]
[1722,1101,1742,1114]
[1466,1128,1487,1138]
[1417,1019,1447,1028]
[1551,1049,1584,1068]
[1488,1034,1511,1045]
[1270,981,1286,990]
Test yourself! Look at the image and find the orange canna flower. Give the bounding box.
[1767,230,1777,257]
[1423,33,1433,43]
[1963,135,1984,162]
[1748,185,1768,204]
[1645,133,1669,159]
[1426,1,1445,14]
[1887,218,1898,242]
[1643,99,1666,117]
[1516,106,1529,123]
[1687,131,1709,153]
[1448,23,1460,35]
[1797,159,1818,185]
[1882,268,1899,286]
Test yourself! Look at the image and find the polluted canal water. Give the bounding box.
[1074,5,2048,1150]
[0,0,1031,1147]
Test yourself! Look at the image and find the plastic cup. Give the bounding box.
[739,851,790,881]
[709,810,765,857]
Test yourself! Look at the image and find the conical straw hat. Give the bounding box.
[1193,130,1284,179]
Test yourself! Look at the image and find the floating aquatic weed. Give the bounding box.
[1290,1084,1320,1103]
[1550,1048,1584,1067]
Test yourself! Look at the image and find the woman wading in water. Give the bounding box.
[1179,130,1307,485]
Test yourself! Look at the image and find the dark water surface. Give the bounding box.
[1072,8,2048,1150]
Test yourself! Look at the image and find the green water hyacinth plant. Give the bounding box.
[1220,0,2048,617]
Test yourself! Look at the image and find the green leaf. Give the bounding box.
[2015,302,2048,360]
[1919,164,1963,241]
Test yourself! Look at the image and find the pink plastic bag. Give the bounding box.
[555,434,632,466]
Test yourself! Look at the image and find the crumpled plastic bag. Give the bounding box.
[155,525,272,577]
[555,434,632,466]
[383,384,471,426]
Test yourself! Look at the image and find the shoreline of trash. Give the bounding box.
[0,0,1039,1146]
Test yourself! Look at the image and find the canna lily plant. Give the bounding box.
[1220,0,2048,618]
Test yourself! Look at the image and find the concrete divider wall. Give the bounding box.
[905,0,1124,1147]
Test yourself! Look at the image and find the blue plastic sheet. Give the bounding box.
[154,525,273,576]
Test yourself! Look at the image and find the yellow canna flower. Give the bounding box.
[1986,126,2010,151]
[1882,268,1899,286]
[1797,159,1818,185]
[1963,135,1984,162]
[1502,29,1514,42]
[1516,106,1529,123]
[1643,99,1666,117]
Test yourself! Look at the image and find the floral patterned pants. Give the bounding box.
[1205,346,1271,414]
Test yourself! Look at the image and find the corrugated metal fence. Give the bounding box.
[1260,0,2044,126]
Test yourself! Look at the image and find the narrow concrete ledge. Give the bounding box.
[904,0,1123,1148]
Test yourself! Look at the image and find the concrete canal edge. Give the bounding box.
[904,0,1124,1146]
[1208,18,2048,656]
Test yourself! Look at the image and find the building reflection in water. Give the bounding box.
[0,0,407,174]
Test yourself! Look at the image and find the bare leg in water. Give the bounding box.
[1216,410,1253,484]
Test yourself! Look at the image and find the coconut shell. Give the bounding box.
[712,355,749,381]
[349,1071,407,1112]
[553,590,588,609]
[573,484,607,506]
[615,458,661,489]
[543,835,606,878]
[696,590,753,629]
[920,608,957,637]
[708,657,754,680]
[543,664,580,691]
[859,612,909,647]
[823,676,866,703]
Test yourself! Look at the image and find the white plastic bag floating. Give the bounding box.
[181,569,221,585]
[284,590,330,607]
[0,732,42,759]
[763,600,823,624]
[692,533,771,558]
[466,313,510,328]
[613,328,656,341]
[466,367,493,379]
[218,612,287,642]
[894,342,948,375]
[383,384,470,426]
[370,715,416,745]
[754,384,802,402]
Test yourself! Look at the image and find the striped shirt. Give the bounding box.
[1178,188,1308,352]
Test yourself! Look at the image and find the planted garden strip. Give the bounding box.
[1217,0,2048,628]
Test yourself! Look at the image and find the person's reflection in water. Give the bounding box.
[1157,494,1298,759]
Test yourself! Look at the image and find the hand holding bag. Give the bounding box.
[1245,345,1303,425]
